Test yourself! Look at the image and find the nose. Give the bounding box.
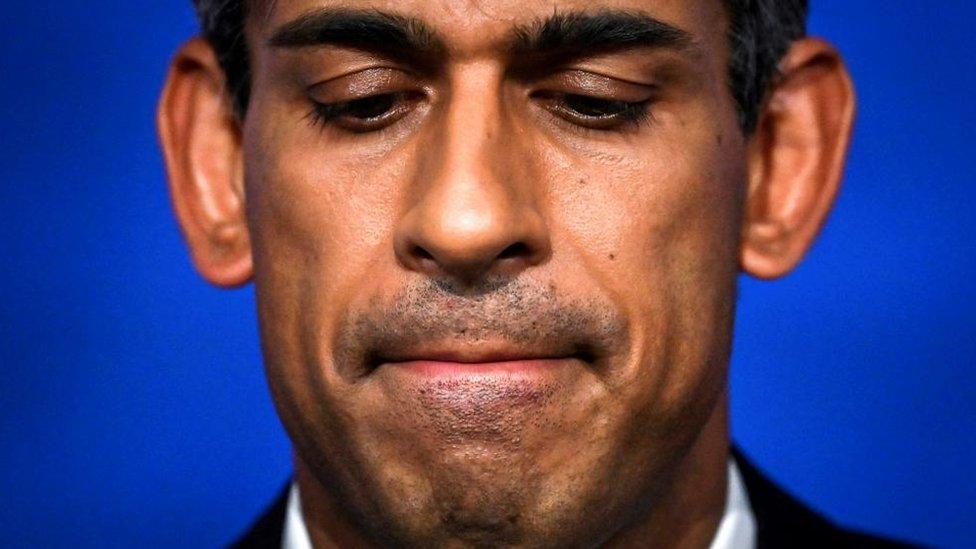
[394,70,550,283]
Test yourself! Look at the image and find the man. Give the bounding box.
[157,0,916,547]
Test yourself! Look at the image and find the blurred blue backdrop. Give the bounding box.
[0,1,973,547]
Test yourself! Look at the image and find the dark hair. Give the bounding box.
[192,0,807,134]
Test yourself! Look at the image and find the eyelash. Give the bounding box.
[543,93,654,130]
[304,92,655,133]
[305,92,414,133]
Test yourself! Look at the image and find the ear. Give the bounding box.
[740,38,856,280]
[157,37,252,288]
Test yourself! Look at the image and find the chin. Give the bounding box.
[289,366,717,549]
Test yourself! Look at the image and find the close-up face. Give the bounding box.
[159,0,853,546]
[249,0,740,545]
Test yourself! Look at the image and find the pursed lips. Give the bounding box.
[373,344,586,415]
[371,342,593,380]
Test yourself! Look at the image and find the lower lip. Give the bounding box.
[389,359,574,378]
[381,359,578,413]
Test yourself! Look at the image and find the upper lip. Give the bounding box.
[375,341,587,366]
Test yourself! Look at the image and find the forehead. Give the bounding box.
[249,0,729,56]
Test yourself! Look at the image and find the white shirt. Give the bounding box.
[283,460,756,549]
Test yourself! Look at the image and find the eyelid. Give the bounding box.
[307,67,417,103]
[537,69,657,102]
[543,101,655,134]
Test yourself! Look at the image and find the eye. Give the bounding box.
[308,92,418,133]
[341,94,398,119]
[565,95,634,117]
[541,93,653,130]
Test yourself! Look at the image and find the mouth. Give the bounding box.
[370,342,596,377]
[371,345,592,422]
[385,358,583,380]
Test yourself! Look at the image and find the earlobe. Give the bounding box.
[740,38,856,280]
[157,37,252,288]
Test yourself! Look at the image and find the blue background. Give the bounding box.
[1,2,973,547]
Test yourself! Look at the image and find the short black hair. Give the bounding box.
[192,0,808,134]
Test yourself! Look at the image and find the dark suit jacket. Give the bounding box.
[230,447,921,548]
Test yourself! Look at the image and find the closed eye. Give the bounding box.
[307,91,421,133]
[533,91,654,130]
[305,88,653,133]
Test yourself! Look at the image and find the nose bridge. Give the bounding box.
[434,63,512,203]
[395,62,549,280]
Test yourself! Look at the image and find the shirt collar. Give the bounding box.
[709,458,757,549]
[283,483,313,549]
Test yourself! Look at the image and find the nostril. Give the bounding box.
[412,245,435,261]
[497,242,530,260]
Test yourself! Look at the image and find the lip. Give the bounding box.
[387,358,578,378]
[373,343,591,380]
[371,340,593,369]
[371,344,591,421]
[376,356,583,417]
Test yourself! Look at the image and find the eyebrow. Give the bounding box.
[510,10,698,59]
[268,8,446,62]
[267,8,697,64]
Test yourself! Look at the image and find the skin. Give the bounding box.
[157,0,855,547]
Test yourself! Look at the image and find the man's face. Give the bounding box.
[244,0,744,545]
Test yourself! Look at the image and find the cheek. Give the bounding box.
[241,107,411,402]
[241,98,425,296]
[244,114,394,263]
[549,130,744,284]
[546,126,745,411]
